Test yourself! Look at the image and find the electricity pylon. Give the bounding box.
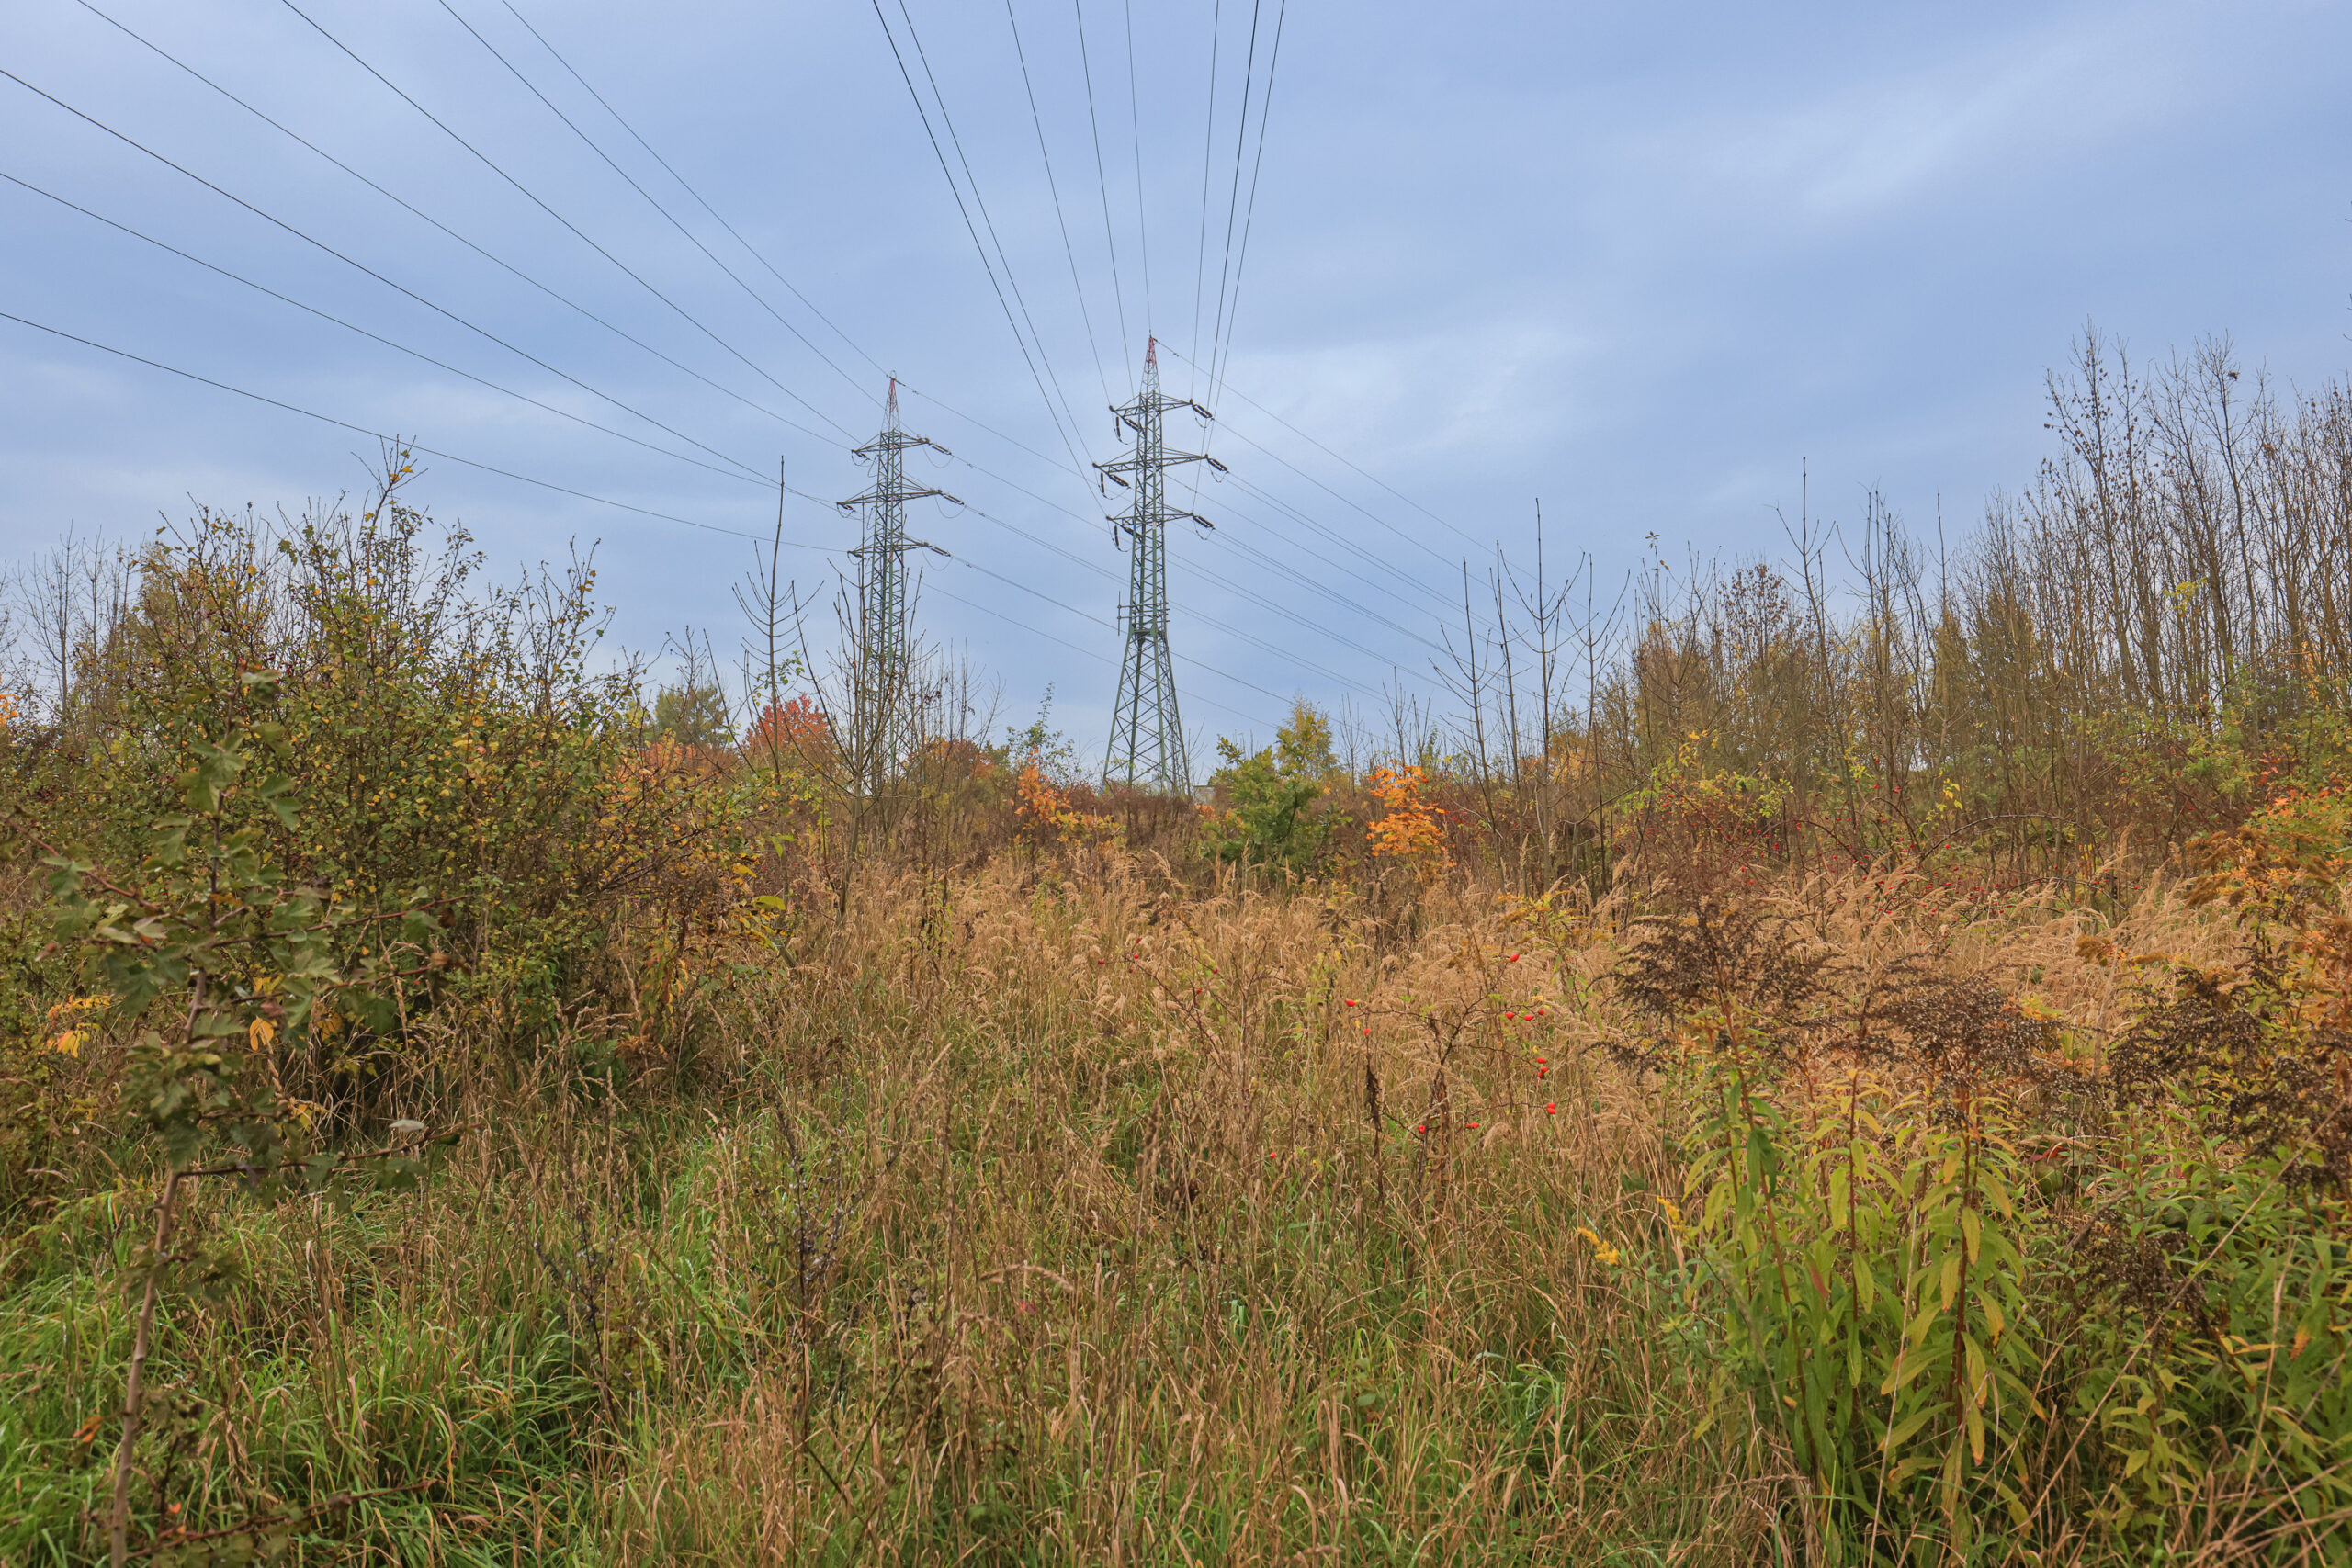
[1095,337,1226,793]
[838,379,957,776]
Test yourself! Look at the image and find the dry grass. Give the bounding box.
[9,847,2339,1564]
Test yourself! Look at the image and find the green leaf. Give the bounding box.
[1882,1406,1937,1457]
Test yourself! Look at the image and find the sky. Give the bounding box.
[3,0,2348,770]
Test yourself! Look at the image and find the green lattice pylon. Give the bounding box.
[837,379,957,776]
[1093,338,1225,793]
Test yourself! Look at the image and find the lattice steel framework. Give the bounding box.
[1094,338,1226,793]
[838,380,956,773]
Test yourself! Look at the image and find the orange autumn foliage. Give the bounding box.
[1366,762,1449,874]
[741,695,831,766]
[1015,758,1113,844]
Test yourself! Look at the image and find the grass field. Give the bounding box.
[7,353,2352,1562]
[9,840,2352,1564]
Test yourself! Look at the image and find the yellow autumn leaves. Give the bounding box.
[38,993,111,1057]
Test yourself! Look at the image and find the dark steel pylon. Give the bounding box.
[838,379,957,774]
[1094,338,1226,793]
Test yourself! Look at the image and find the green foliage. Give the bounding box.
[1204,701,1338,873]
[1662,884,2352,1562]
[653,682,735,749]
[1688,1073,2039,1558]
[1272,699,1338,781]
[15,478,739,1077]
[41,674,443,1168]
[1206,744,1324,872]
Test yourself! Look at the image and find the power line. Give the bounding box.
[432,0,877,412]
[0,310,822,548]
[899,363,1475,652]
[68,0,851,454]
[1187,0,1224,407]
[1002,0,1112,411]
[1218,467,1468,616]
[1219,479,1456,615]
[899,368,1481,677]
[1,310,1306,737]
[274,0,857,442]
[28,7,1476,727]
[866,0,1093,485]
[906,418,1452,693]
[1201,0,1263,420]
[0,169,775,490]
[1159,340,1492,557]
[926,576,1278,732]
[461,0,1128,498]
[900,359,1453,622]
[1193,522,1448,658]
[1206,0,1288,407]
[492,0,893,388]
[1123,0,1153,333]
[891,0,1097,461]
[1155,342,1505,631]
[1069,0,1132,388]
[14,56,1444,693]
[951,491,1401,701]
[0,64,778,481]
[953,554,1295,710]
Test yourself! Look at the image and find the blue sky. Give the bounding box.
[3,0,2347,763]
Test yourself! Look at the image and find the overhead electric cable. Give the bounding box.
[927,579,1277,730]
[493,0,893,387]
[1220,467,1468,613]
[1159,341,1492,555]
[890,0,1097,461]
[1123,0,1152,333]
[1187,0,1224,404]
[903,367,1473,638]
[0,169,775,488]
[1206,0,1287,406]
[67,0,850,453]
[907,436,1454,696]
[952,496,1401,699]
[1211,476,1466,622]
[1199,525,1448,656]
[486,0,1129,471]
[0,310,823,547]
[1,315,1306,727]
[1069,0,1132,387]
[933,433,1452,667]
[1201,0,1261,418]
[866,0,1092,484]
[274,0,857,440]
[953,556,1294,707]
[433,0,876,410]
[899,372,1476,660]
[2,309,1291,722]
[0,65,784,479]
[1002,0,1112,410]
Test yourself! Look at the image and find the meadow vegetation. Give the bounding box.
[4,333,2352,1563]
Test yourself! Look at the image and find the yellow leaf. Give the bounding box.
[248,1017,277,1051]
[43,1029,84,1058]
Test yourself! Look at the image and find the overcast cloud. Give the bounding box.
[4,0,2347,761]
